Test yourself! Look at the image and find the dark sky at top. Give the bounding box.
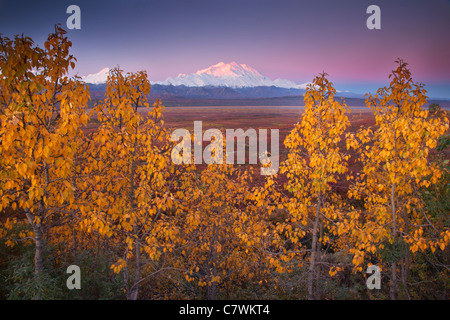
[1,0,449,98]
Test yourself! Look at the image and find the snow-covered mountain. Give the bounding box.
[79,63,369,101]
[155,62,308,89]
[81,67,110,84]
[80,63,308,89]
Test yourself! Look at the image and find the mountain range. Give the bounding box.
[83,62,349,103]
[81,62,310,89]
[82,62,315,101]
[80,63,449,108]
[154,61,309,89]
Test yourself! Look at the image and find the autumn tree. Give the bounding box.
[170,125,281,299]
[257,73,350,299]
[343,60,449,299]
[173,135,275,299]
[286,73,350,299]
[0,27,89,276]
[80,67,181,300]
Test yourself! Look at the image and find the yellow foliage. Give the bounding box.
[343,59,449,268]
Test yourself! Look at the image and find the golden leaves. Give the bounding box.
[111,258,127,274]
[343,60,450,269]
[0,28,90,248]
[328,266,343,277]
[2,31,449,298]
[278,72,350,256]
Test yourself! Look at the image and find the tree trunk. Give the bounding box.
[390,263,397,300]
[127,134,140,300]
[33,224,44,275]
[26,211,44,274]
[401,207,411,300]
[315,217,323,300]
[128,225,141,300]
[207,281,217,300]
[401,256,411,300]
[308,192,321,300]
[390,183,397,300]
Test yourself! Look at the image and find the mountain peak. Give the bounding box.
[81,67,110,84]
[194,61,261,78]
[81,63,309,90]
[157,62,307,89]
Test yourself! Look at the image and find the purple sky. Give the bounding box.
[1,0,449,98]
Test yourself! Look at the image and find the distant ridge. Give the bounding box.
[80,64,450,105]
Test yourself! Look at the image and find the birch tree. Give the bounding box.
[0,27,89,276]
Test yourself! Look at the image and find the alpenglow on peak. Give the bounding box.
[155,62,308,89]
[81,67,110,85]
